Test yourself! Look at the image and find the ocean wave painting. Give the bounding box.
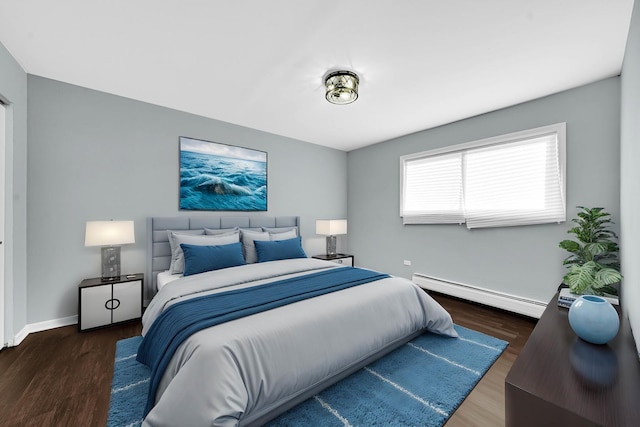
[179,137,267,211]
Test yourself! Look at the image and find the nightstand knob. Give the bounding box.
[105,298,121,311]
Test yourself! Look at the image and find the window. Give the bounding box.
[400,123,566,228]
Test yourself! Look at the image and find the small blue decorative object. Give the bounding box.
[568,295,620,345]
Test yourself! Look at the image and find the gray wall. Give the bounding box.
[348,78,621,305]
[4,28,635,342]
[0,42,28,343]
[27,76,347,324]
[621,0,640,354]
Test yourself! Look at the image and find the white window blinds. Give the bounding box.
[400,123,566,228]
[402,152,464,224]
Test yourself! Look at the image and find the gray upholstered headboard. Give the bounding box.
[145,215,300,303]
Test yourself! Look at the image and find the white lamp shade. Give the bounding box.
[85,220,135,246]
[316,219,347,236]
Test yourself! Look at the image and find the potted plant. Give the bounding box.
[559,206,621,296]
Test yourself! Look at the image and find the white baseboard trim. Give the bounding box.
[412,273,547,319]
[13,326,29,346]
[12,315,78,346]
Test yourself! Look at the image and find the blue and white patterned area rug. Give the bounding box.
[107,325,507,427]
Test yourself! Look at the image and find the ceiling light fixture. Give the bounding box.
[325,70,359,105]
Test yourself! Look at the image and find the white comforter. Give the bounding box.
[141,258,457,427]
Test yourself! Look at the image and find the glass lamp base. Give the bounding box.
[101,246,121,281]
[326,235,337,256]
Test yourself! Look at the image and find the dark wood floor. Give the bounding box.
[0,321,142,427]
[431,294,537,426]
[0,294,536,427]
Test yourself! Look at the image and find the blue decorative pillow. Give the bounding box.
[168,230,239,274]
[254,237,307,263]
[180,242,246,276]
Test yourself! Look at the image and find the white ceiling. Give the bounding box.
[0,1,634,151]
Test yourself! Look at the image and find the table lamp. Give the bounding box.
[85,220,135,281]
[316,219,347,256]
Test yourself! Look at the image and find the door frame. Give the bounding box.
[0,101,6,348]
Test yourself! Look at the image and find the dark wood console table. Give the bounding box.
[505,293,640,426]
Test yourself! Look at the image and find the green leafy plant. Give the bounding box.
[559,206,621,296]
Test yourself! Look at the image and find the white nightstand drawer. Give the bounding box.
[80,285,112,330]
[112,280,143,323]
[328,256,353,267]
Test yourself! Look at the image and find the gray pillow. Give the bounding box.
[241,228,299,263]
[204,226,240,235]
[240,229,269,264]
[269,229,297,241]
[168,230,240,274]
[261,226,299,236]
[167,230,204,273]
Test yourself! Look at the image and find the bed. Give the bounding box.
[140,216,457,427]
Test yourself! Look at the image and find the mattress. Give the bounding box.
[156,270,181,291]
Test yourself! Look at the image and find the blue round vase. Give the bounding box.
[568,295,620,345]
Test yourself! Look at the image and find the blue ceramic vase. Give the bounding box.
[568,295,620,345]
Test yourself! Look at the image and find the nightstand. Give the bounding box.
[78,273,143,331]
[312,253,354,267]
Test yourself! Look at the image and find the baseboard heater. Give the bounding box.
[412,273,547,319]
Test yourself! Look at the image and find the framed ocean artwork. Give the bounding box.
[179,136,267,211]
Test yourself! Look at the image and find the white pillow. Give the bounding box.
[240,229,269,264]
[168,230,240,274]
